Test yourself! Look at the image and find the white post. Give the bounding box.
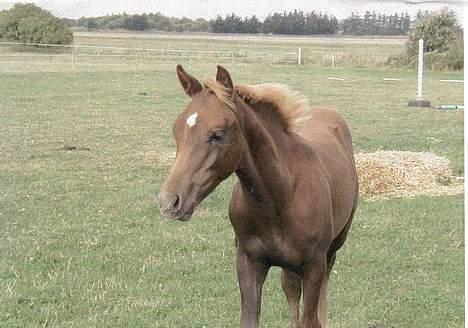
[408,38,430,107]
[297,47,302,65]
[417,38,424,100]
[331,53,336,68]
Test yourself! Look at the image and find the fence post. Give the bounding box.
[297,47,302,65]
[331,52,336,68]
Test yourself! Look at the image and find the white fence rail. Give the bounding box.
[0,41,391,69]
[4,41,453,73]
[0,41,299,67]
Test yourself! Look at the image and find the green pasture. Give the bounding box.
[0,33,464,327]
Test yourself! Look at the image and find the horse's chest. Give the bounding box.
[237,230,306,270]
[229,193,322,270]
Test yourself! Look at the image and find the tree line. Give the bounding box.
[66,10,418,36]
[342,12,411,35]
[65,13,210,33]
[210,11,338,35]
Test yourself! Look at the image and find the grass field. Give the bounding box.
[0,33,464,327]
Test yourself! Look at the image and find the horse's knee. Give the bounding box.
[281,270,301,294]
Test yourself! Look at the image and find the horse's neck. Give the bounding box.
[235,100,293,209]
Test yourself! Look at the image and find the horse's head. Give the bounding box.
[158,65,243,221]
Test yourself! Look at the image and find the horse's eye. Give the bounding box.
[208,130,225,144]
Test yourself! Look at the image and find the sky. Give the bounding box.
[0,0,464,21]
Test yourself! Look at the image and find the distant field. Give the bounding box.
[74,31,407,44]
[0,33,464,327]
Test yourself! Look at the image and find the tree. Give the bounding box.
[388,9,463,70]
[243,16,261,34]
[408,9,463,70]
[0,3,73,44]
[125,14,149,31]
[340,11,410,36]
[85,17,97,29]
[191,18,210,32]
[210,15,224,33]
[407,8,461,55]
[342,12,361,35]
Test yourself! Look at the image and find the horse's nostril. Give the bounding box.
[159,191,181,214]
[172,194,180,210]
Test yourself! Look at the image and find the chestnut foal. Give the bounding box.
[159,65,358,328]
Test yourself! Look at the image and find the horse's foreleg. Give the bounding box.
[281,269,302,328]
[300,255,327,328]
[236,247,269,328]
[317,251,336,328]
[317,273,329,328]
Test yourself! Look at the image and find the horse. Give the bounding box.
[158,65,358,328]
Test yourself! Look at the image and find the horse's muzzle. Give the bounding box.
[158,190,194,221]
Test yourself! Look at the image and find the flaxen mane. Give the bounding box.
[204,78,311,132]
[204,78,236,112]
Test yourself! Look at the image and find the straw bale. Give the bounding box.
[356,151,463,199]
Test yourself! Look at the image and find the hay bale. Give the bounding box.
[355,151,462,199]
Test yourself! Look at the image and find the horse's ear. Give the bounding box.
[216,65,234,92]
[176,65,202,97]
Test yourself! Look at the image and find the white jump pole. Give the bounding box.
[298,47,302,65]
[417,38,424,100]
[408,38,431,107]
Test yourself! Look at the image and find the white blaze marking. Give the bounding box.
[186,112,198,128]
